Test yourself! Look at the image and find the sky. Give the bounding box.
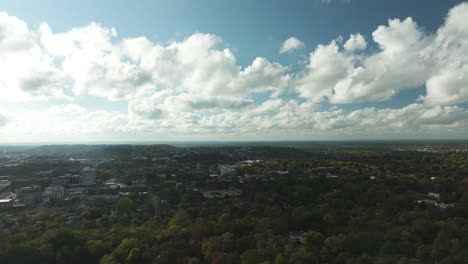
[0,0,467,143]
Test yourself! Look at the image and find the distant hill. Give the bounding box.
[21,144,177,158]
[25,145,106,155]
[0,146,34,153]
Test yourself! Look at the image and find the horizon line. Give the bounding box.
[1,139,468,146]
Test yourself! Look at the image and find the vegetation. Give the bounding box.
[1,147,467,264]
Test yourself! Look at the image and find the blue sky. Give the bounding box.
[0,0,467,142]
[2,0,461,65]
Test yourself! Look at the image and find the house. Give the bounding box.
[289,231,304,243]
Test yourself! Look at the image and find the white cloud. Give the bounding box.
[39,24,293,110]
[295,40,354,103]
[0,3,468,141]
[422,3,468,105]
[120,35,290,119]
[0,12,66,100]
[39,23,153,100]
[253,99,284,114]
[169,102,468,138]
[128,92,255,121]
[280,37,305,54]
[1,100,467,142]
[424,65,468,105]
[122,34,290,98]
[343,33,367,52]
[296,2,468,106]
[0,104,136,142]
[296,17,431,103]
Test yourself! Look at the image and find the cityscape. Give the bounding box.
[0,141,467,263]
[0,0,468,263]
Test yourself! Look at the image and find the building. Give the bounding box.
[0,180,11,198]
[82,167,96,186]
[428,192,440,200]
[59,168,96,187]
[201,187,241,199]
[289,231,304,243]
[196,161,212,172]
[417,199,454,209]
[42,186,65,202]
[103,178,126,189]
[17,186,42,206]
[0,198,13,209]
[219,165,235,177]
[60,174,82,186]
[11,178,48,191]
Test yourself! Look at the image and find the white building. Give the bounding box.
[0,199,13,209]
[219,165,235,177]
[42,186,65,202]
[82,167,96,186]
[103,178,126,189]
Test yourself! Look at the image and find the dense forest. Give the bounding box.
[0,149,467,264]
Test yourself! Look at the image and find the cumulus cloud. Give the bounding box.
[129,93,254,121]
[295,40,354,103]
[39,27,292,115]
[0,3,468,141]
[253,99,284,114]
[343,33,367,52]
[296,17,431,103]
[296,2,468,106]
[280,37,305,54]
[39,23,153,100]
[0,12,66,100]
[2,2,467,108]
[119,34,290,118]
[423,3,468,105]
[121,34,290,99]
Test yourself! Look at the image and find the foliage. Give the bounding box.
[1,150,467,264]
